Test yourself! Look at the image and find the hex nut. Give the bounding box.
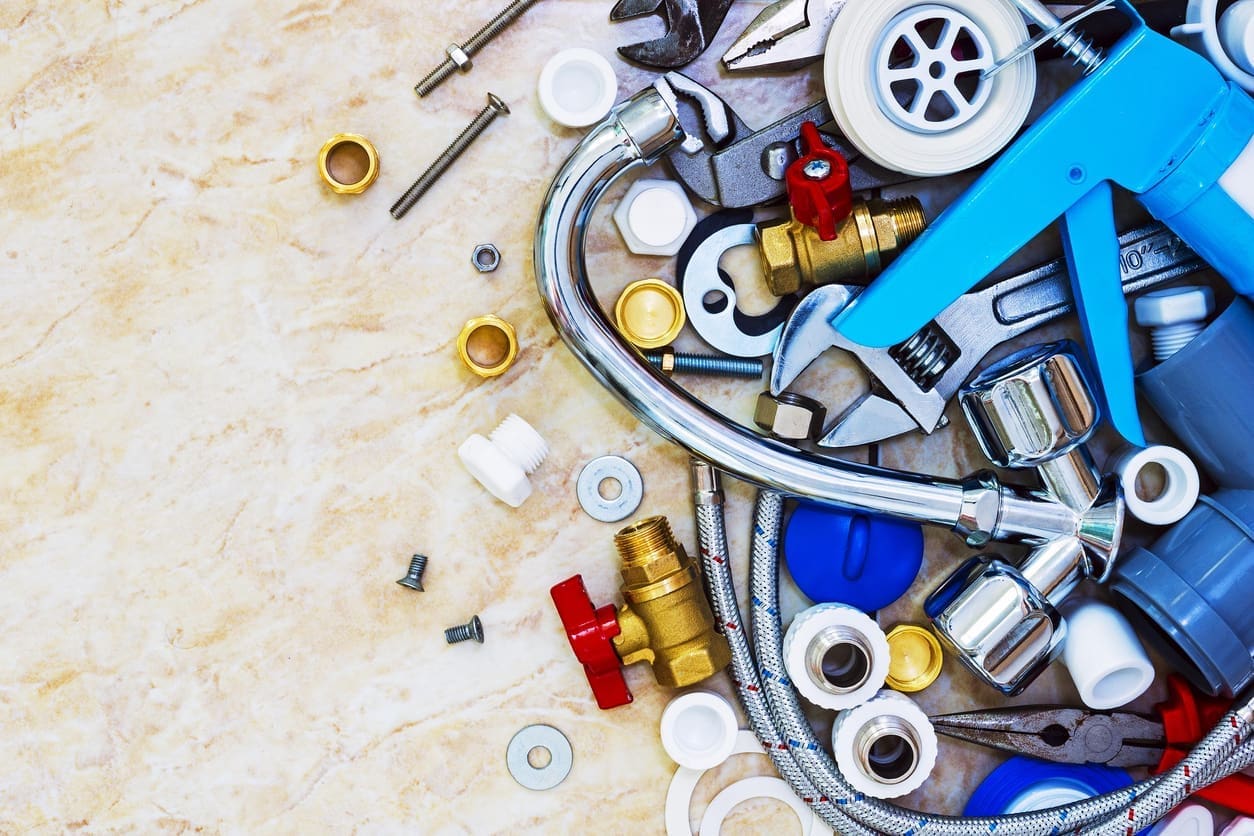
[613,179,697,257]
[472,243,501,273]
[1134,286,1215,327]
[458,315,518,378]
[754,391,827,441]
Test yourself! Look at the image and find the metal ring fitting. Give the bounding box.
[318,133,380,195]
[458,315,518,378]
[614,279,686,349]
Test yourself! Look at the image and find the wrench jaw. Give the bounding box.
[612,0,736,69]
[819,393,924,448]
[769,284,860,394]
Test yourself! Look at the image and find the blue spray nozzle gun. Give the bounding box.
[833,0,1254,446]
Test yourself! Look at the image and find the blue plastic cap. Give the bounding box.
[783,502,924,612]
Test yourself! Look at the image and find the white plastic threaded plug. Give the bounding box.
[458,414,549,507]
[1134,286,1215,363]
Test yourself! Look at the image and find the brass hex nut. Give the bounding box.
[754,391,827,441]
[457,315,518,378]
[756,219,803,297]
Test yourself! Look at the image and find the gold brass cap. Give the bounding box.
[457,315,518,378]
[614,279,685,349]
[885,624,943,692]
[318,133,380,194]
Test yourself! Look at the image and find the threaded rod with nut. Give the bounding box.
[414,0,544,97]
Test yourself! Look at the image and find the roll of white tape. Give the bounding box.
[1108,444,1200,526]
[1060,599,1155,710]
[831,690,938,798]
[784,603,890,711]
[660,690,740,770]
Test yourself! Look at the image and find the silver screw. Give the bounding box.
[396,554,428,591]
[646,348,764,379]
[1008,0,1103,72]
[390,93,510,220]
[445,615,485,644]
[414,0,544,97]
[803,159,832,181]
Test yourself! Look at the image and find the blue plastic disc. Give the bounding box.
[964,756,1134,818]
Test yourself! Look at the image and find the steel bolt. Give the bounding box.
[645,348,764,379]
[414,0,543,97]
[1134,286,1216,363]
[390,93,510,221]
[445,615,485,645]
[396,554,428,591]
[803,159,833,181]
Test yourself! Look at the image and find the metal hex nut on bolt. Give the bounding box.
[472,243,501,273]
[754,391,827,441]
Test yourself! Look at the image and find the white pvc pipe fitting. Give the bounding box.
[784,603,890,711]
[1060,599,1156,710]
[1149,803,1215,836]
[659,690,739,770]
[1107,444,1200,527]
[538,48,619,128]
[1221,817,1254,836]
[831,690,938,799]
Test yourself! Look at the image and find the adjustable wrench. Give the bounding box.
[611,0,737,69]
[771,223,1206,447]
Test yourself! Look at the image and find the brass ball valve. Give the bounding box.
[550,516,731,709]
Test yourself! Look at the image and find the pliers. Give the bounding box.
[723,0,847,72]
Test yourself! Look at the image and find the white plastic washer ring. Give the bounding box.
[824,0,1035,176]
[698,776,833,836]
[660,690,739,770]
[783,603,891,711]
[506,724,573,791]
[576,455,644,522]
[831,690,938,799]
[1108,444,1200,526]
[538,48,619,128]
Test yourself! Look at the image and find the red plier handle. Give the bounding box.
[1154,675,1254,814]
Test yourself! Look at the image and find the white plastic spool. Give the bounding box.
[1172,0,1254,92]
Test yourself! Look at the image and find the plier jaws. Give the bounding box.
[931,706,1167,769]
[722,0,847,72]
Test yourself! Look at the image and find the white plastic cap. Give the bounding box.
[538,48,618,128]
[1221,0,1254,75]
[1060,599,1155,710]
[659,690,739,770]
[457,414,549,508]
[831,690,937,799]
[612,179,697,257]
[1149,803,1215,836]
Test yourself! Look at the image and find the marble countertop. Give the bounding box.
[1,1,1178,832]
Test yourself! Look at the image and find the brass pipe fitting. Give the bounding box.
[457,315,518,378]
[610,516,730,688]
[757,197,927,297]
[317,133,380,195]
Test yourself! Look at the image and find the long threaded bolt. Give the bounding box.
[396,554,428,591]
[646,348,765,380]
[390,94,509,220]
[414,0,543,97]
[445,615,485,644]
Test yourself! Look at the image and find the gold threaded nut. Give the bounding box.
[615,516,686,587]
[318,133,380,195]
[457,315,518,378]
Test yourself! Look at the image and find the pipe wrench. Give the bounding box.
[772,224,1206,447]
[832,0,1254,447]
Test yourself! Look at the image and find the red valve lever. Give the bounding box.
[550,575,633,710]
[785,121,853,242]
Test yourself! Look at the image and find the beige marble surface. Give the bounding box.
[1,2,1176,833]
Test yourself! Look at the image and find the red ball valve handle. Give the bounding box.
[1153,675,1254,815]
[550,575,633,709]
[785,121,853,242]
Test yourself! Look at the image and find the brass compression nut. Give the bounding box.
[758,197,927,297]
[318,133,380,194]
[458,315,518,378]
[610,516,731,689]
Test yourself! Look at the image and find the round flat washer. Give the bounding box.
[577,456,644,522]
[506,724,573,791]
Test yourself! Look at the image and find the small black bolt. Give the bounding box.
[445,615,485,644]
[396,554,428,591]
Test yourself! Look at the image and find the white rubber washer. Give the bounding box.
[537,48,619,128]
[831,690,938,799]
[1172,0,1254,92]
[784,603,891,711]
[824,0,1036,176]
[698,776,834,836]
[660,690,739,770]
[665,731,762,836]
[1107,444,1200,526]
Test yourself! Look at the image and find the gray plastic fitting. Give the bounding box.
[1138,297,1254,490]
[1110,489,1254,697]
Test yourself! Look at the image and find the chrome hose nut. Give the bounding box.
[754,391,826,442]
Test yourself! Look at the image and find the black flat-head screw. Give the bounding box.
[445,615,485,645]
[397,554,428,591]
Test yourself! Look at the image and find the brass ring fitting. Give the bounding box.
[458,315,518,378]
[614,279,686,349]
[318,133,380,194]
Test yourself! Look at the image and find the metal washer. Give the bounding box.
[576,456,644,522]
[506,724,572,791]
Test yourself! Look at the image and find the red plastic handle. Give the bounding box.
[550,575,632,710]
[785,121,852,242]
[1153,674,1254,815]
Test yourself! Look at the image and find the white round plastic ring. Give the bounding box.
[831,690,938,798]
[783,603,891,711]
[664,731,761,836]
[698,776,833,836]
[538,48,619,128]
[660,690,739,770]
[824,0,1036,176]
[1108,444,1200,526]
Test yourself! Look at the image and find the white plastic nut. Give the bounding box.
[784,603,890,711]
[1107,444,1200,527]
[831,690,938,799]
[1149,803,1215,836]
[457,414,549,507]
[659,690,739,770]
[1060,599,1155,710]
[538,48,619,128]
[612,179,697,257]
[1134,286,1215,327]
